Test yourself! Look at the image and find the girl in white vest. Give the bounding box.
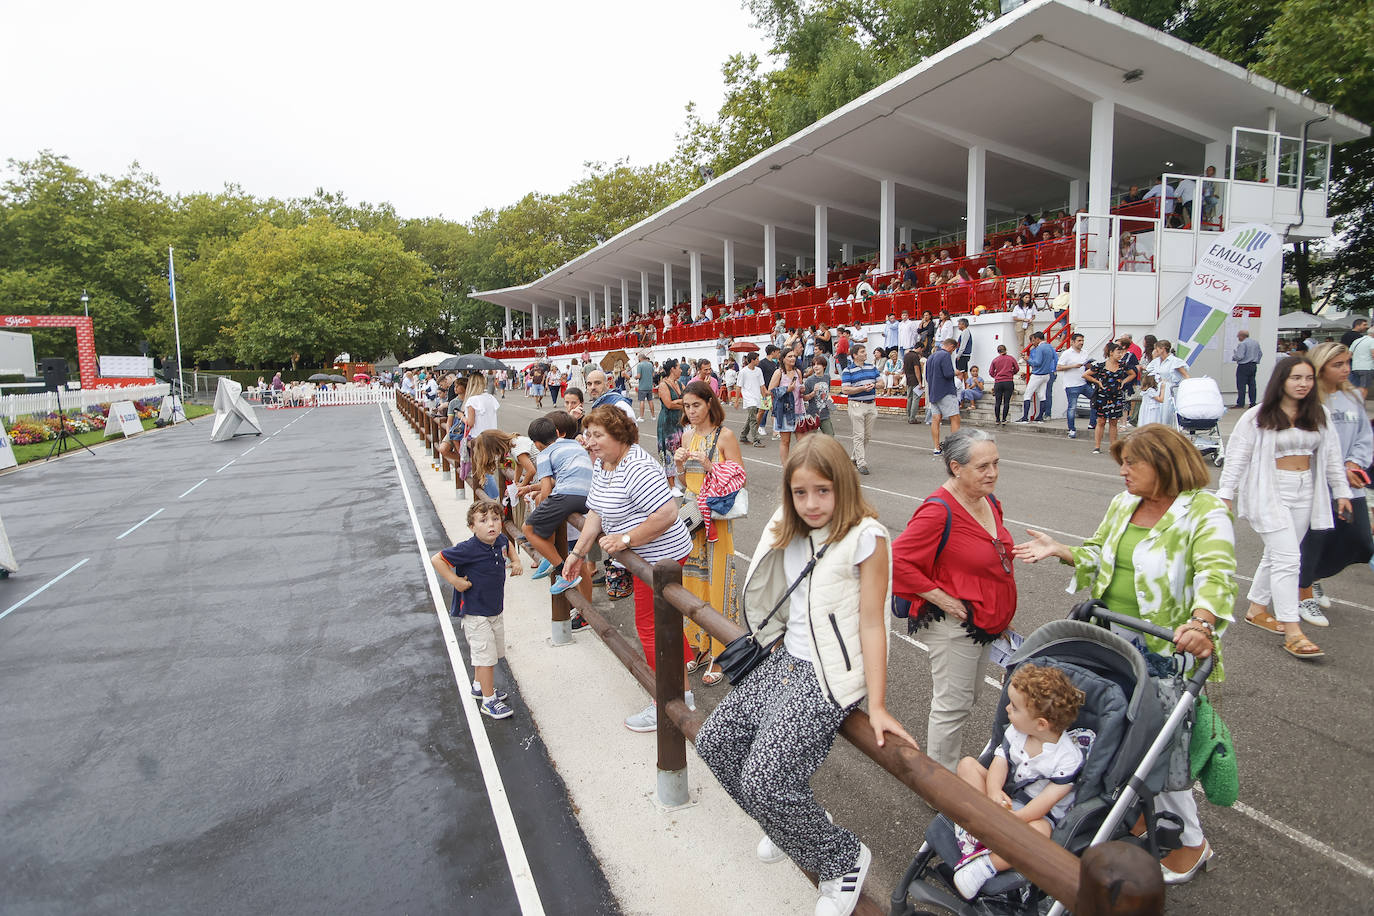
[696,434,916,916]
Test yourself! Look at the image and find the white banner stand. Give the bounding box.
[159,395,187,424]
[0,511,16,575]
[211,378,263,441]
[103,401,145,439]
[0,421,16,472]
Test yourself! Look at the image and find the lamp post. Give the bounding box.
[81,290,89,318]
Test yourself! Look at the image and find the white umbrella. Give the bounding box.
[398,351,456,369]
[1275,311,1349,331]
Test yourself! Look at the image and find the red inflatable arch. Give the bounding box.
[1,314,156,389]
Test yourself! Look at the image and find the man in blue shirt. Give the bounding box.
[925,338,960,455]
[1229,330,1262,408]
[840,344,880,474]
[1017,333,1058,422]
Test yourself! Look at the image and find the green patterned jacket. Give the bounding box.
[1067,489,1236,680]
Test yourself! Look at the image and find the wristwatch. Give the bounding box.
[621,533,632,548]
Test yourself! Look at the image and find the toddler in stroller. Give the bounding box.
[893,604,1213,916]
[950,664,1088,899]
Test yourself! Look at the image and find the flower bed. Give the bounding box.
[5,399,162,443]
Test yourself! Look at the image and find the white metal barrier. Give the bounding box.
[307,386,395,407]
[2,384,172,422]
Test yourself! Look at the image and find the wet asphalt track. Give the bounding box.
[491,390,1374,915]
[0,405,616,916]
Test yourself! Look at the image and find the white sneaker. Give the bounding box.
[1298,598,1329,627]
[1312,581,1331,609]
[624,703,657,732]
[953,849,998,900]
[759,810,831,864]
[815,843,871,916]
[669,486,684,498]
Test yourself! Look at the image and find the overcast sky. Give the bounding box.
[1,0,772,221]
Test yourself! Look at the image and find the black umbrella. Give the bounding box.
[328,374,348,383]
[437,353,508,373]
[307,373,332,381]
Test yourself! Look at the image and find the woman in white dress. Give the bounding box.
[1145,340,1189,426]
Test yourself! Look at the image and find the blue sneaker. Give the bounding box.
[550,575,582,595]
[481,696,514,719]
[471,681,508,702]
[531,559,554,580]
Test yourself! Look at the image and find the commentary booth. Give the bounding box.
[472,0,1368,407]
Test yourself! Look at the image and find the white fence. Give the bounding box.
[2,384,171,422]
[313,386,394,407]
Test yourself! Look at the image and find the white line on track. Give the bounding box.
[1221,793,1374,882]
[179,478,208,499]
[378,405,545,915]
[0,558,90,622]
[240,445,256,456]
[115,507,165,540]
[216,459,236,473]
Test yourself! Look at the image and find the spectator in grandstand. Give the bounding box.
[881,347,902,395]
[1176,176,1197,224]
[1014,425,1233,882]
[1142,175,1177,215]
[696,435,909,916]
[894,428,1015,770]
[740,351,768,447]
[1017,333,1058,423]
[955,267,974,286]
[926,339,961,455]
[1123,184,1145,203]
[1058,333,1092,439]
[1201,165,1221,223]
[1119,231,1147,271]
[989,345,1019,426]
[562,405,696,732]
[841,344,880,475]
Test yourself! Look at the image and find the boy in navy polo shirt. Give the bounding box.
[430,498,523,719]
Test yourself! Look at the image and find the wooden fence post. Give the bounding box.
[1075,842,1165,916]
[549,527,573,646]
[652,558,689,808]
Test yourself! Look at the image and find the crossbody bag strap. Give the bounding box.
[747,541,831,636]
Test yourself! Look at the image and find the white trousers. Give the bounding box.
[1157,788,1205,847]
[924,615,993,771]
[1022,373,1050,411]
[1247,469,1312,623]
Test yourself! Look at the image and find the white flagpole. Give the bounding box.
[169,246,187,414]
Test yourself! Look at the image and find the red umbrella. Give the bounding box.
[353,373,370,381]
[728,341,759,352]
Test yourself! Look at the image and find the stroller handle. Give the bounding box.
[1069,599,1216,687]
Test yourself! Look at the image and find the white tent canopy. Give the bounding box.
[397,351,456,369]
[1275,312,1350,332]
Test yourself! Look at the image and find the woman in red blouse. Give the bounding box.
[893,428,1017,770]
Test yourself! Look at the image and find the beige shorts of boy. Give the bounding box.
[929,393,960,420]
[462,614,506,668]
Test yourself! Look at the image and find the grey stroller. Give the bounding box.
[890,601,1213,915]
[1173,376,1227,467]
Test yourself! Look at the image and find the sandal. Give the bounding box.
[701,662,724,687]
[685,647,710,675]
[1284,635,1324,659]
[1244,611,1284,634]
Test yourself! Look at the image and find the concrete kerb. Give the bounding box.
[387,406,819,916]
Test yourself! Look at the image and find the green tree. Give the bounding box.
[195,220,437,367]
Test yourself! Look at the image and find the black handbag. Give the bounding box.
[717,542,830,686]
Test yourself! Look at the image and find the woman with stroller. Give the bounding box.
[893,429,1017,771]
[1219,355,1353,659]
[696,435,914,916]
[1297,343,1374,627]
[1014,424,1235,883]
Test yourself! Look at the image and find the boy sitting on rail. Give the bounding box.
[431,498,523,720]
[951,663,1087,899]
[519,413,590,599]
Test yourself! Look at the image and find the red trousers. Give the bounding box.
[632,561,693,670]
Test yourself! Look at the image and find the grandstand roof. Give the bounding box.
[474,0,1369,315]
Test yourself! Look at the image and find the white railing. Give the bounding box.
[313,386,394,407]
[2,384,171,422]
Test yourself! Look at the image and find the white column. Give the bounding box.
[796,253,806,274]
[763,225,777,297]
[814,205,829,287]
[662,262,673,314]
[531,302,539,334]
[1088,98,1116,270]
[621,277,630,325]
[640,270,650,317]
[603,285,612,328]
[879,178,896,272]
[558,300,566,339]
[689,251,703,321]
[966,146,986,258]
[1204,140,1227,176]
[841,243,853,264]
[588,289,597,327]
[575,295,584,332]
[504,306,512,341]
[1068,179,1083,213]
[723,239,735,306]
[899,226,911,248]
